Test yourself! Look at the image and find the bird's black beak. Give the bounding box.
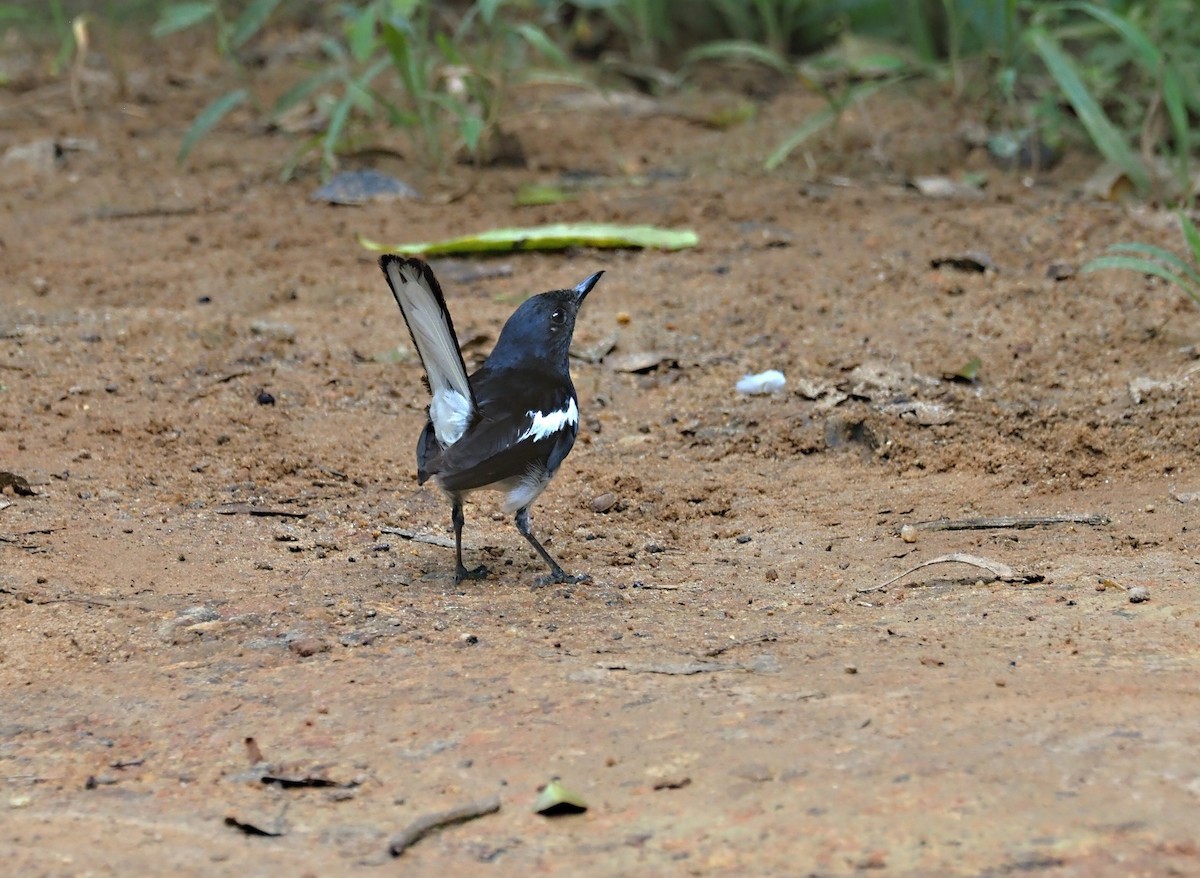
[573,271,603,303]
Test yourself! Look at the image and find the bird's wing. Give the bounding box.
[380,256,474,445]
[426,372,578,494]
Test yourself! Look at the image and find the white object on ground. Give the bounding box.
[736,370,787,395]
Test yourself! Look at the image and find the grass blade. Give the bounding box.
[152,2,213,39]
[1178,211,1200,264]
[347,3,377,64]
[272,67,340,116]
[513,23,572,69]
[1057,2,1158,68]
[764,78,892,171]
[381,22,418,96]
[681,40,793,77]
[1027,28,1147,193]
[322,88,355,173]
[229,0,282,51]
[1081,255,1200,304]
[1102,242,1200,286]
[764,103,837,171]
[178,88,247,163]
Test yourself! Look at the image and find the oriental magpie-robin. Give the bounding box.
[379,255,603,586]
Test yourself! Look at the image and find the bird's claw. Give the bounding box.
[455,564,489,583]
[533,570,590,588]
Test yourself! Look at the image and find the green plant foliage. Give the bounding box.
[267,0,579,177]
[127,0,1200,201]
[151,2,215,40]
[1027,26,1147,192]
[153,0,284,163]
[1021,1,1199,197]
[179,87,248,163]
[764,77,900,171]
[1083,212,1200,307]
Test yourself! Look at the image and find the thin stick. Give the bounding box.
[860,552,1044,593]
[380,527,464,551]
[907,513,1109,532]
[388,795,501,857]
[214,503,308,519]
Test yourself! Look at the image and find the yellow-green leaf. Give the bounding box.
[360,223,699,256]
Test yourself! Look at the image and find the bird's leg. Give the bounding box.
[452,498,488,583]
[515,506,588,587]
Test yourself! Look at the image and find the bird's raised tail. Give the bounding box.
[380,255,475,447]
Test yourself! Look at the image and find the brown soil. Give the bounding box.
[3,32,1200,878]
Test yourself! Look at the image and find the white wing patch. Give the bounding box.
[430,388,471,446]
[518,398,578,443]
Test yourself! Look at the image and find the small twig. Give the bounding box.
[225,804,288,838]
[92,205,202,221]
[188,370,256,402]
[380,527,465,551]
[860,552,1044,594]
[388,795,501,857]
[599,661,738,675]
[702,633,779,658]
[907,513,1109,532]
[215,503,308,519]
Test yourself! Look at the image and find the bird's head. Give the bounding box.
[489,270,603,369]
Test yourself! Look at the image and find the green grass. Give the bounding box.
[1083,211,1200,308]
[7,0,1199,200]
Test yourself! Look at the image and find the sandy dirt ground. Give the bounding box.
[2,30,1200,878]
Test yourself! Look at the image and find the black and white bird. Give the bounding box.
[379,255,602,586]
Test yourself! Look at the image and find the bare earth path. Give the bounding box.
[2,37,1199,877]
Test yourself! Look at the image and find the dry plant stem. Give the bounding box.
[861,553,1044,594]
[909,513,1109,532]
[388,795,501,857]
[380,526,466,551]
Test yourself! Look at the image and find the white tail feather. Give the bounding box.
[383,259,473,446]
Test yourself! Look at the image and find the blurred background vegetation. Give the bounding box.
[3,0,1199,202]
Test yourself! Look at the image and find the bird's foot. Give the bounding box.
[533,569,591,588]
[455,563,489,584]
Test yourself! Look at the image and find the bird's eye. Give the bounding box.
[550,308,566,326]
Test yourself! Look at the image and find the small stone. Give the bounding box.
[859,851,887,870]
[460,633,479,645]
[730,763,773,783]
[1128,586,1150,604]
[289,637,330,657]
[844,664,858,675]
[591,492,617,513]
[256,390,276,406]
[32,276,49,296]
[249,320,297,342]
[616,311,631,325]
[735,534,752,544]
[900,524,918,543]
[180,606,219,623]
[764,568,779,582]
